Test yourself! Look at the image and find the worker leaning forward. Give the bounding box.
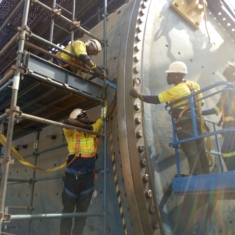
[129,61,210,175]
[202,62,235,171]
[56,39,105,79]
[60,97,117,235]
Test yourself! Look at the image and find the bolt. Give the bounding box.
[174,2,179,7]
[136,26,142,33]
[134,67,140,73]
[141,2,147,8]
[149,205,156,214]
[140,159,147,167]
[134,45,140,52]
[136,130,143,138]
[138,146,145,153]
[134,56,140,62]
[139,10,145,16]
[135,116,142,124]
[134,103,141,111]
[145,190,153,198]
[152,221,159,230]
[135,35,141,42]
[138,18,143,24]
[143,174,149,182]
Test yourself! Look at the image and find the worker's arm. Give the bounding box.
[129,88,160,104]
[64,118,93,130]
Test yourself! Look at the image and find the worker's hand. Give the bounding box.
[129,88,140,99]
[92,66,105,79]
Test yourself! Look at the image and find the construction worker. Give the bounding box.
[202,62,235,171]
[57,39,105,78]
[60,97,117,235]
[129,61,210,175]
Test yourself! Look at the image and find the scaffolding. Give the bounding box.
[0,0,113,234]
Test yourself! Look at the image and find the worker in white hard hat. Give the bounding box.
[202,62,235,171]
[57,38,105,78]
[60,95,117,235]
[129,61,210,175]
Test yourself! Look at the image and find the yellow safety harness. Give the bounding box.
[67,132,98,167]
[172,81,213,167]
[0,133,66,172]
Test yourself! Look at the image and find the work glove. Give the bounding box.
[91,64,105,79]
[129,88,140,99]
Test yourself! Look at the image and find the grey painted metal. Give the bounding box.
[26,54,103,99]
[0,0,31,233]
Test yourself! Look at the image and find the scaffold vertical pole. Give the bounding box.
[0,0,30,233]
[103,0,108,234]
[27,130,41,235]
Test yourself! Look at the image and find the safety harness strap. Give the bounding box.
[67,132,98,167]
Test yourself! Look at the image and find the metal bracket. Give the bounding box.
[0,158,14,165]
[51,7,62,19]
[11,65,27,74]
[5,106,22,118]
[0,212,11,223]
[70,20,81,30]
[171,0,207,29]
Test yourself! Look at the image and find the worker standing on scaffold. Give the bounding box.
[60,97,116,235]
[129,61,210,175]
[56,38,105,79]
[202,62,235,171]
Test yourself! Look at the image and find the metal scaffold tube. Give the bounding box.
[31,0,102,42]
[0,0,31,233]
[102,1,108,235]
[10,211,102,220]
[27,130,40,234]
[18,112,104,136]
[0,33,20,57]
[0,70,15,87]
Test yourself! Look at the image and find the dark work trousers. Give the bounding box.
[222,121,235,171]
[60,172,94,235]
[176,119,210,175]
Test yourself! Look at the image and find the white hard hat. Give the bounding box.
[69,109,83,119]
[165,61,188,74]
[89,39,102,52]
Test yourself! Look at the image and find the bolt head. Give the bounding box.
[135,116,142,124]
[145,190,153,198]
[138,146,145,153]
[134,103,141,111]
[140,159,147,167]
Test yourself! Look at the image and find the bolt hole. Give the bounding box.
[178,52,181,55]
[190,59,193,62]
[166,44,168,47]
[201,66,204,68]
